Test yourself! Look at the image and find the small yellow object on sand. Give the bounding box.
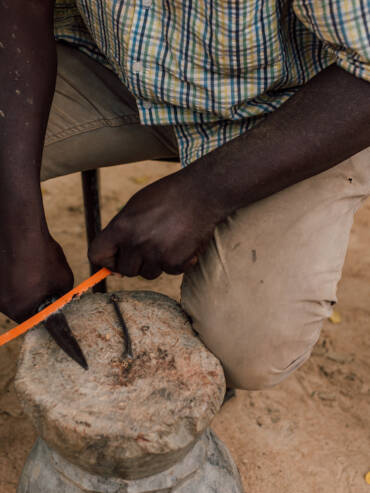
[129,175,152,185]
[329,310,341,324]
[365,471,370,484]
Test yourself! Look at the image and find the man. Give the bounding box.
[0,0,369,389]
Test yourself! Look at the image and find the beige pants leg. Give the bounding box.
[181,148,370,390]
[42,43,178,181]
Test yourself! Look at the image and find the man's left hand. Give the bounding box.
[88,172,219,279]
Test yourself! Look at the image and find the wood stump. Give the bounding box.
[15,291,244,492]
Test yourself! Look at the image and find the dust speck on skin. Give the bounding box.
[0,41,4,49]
[15,89,21,96]
[26,97,34,105]
[0,110,5,118]
[16,47,21,54]
[11,33,16,39]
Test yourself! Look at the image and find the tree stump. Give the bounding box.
[15,291,244,492]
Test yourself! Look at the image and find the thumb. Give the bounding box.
[88,230,118,271]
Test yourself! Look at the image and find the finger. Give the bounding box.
[183,255,199,271]
[139,261,163,280]
[88,233,118,270]
[136,245,163,280]
[162,254,198,275]
[116,247,143,277]
[162,262,184,275]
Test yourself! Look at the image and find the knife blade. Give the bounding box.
[40,298,88,370]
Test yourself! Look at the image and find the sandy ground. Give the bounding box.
[0,160,369,493]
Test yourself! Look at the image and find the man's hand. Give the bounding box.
[0,233,73,323]
[0,0,63,323]
[90,66,369,282]
[89,172,220,279]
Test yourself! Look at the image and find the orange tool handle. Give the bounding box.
[0,267,111,347]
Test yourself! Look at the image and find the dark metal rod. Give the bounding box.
[81,169,107,293]
[109,294,133,359]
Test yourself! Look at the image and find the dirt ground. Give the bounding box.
[1,160,369,493]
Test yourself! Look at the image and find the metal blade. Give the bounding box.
[43,311,88,370]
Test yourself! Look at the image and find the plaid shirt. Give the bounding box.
[54,0,370,166]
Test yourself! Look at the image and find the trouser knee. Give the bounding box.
[181,278,326,391]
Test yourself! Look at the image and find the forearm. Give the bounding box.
[181,65,370,220]
[0,0,56,234]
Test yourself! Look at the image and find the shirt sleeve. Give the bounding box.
[293,0,370,82]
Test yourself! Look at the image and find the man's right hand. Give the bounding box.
[0,234,73,323]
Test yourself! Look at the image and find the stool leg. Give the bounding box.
[81,169,107,293]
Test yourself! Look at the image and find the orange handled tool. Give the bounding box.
[0,267,111,348]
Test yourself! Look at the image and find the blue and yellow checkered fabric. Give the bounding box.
[54,0,370,166]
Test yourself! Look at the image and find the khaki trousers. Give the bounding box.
[43,43,370,390]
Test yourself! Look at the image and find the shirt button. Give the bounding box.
[142,0,152,6]
[132,61,143,73]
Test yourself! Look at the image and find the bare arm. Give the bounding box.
[89,66,370,278]
[180,65,370,218]
[0,0,73,322]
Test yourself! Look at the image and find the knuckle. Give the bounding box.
[141,270,161,280]
[117,262,137,278]
[162,253,185,274]
[88,239,112,266]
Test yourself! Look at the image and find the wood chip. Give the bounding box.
[328,310,341,324]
